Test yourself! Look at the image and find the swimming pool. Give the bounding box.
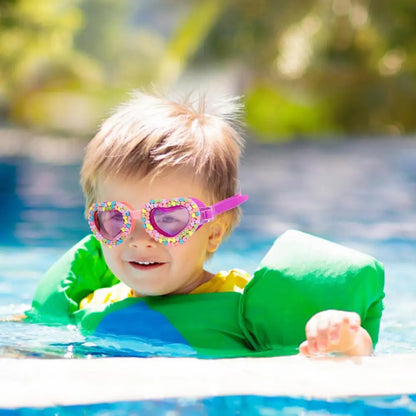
[1,393,416,415]
[1,137,416,412]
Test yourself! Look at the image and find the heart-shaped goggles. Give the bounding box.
[88,193,248,247]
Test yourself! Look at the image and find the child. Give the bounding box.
[28,91,373,356]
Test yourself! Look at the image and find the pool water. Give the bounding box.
[1,138,416,413]
[2,394,416,415]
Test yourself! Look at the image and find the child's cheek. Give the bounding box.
[101,244,123,272]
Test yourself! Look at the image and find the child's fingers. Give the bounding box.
[305,318,320,353]
[298,340,310,356]
[338,311,361,333]
[328,314,343,343]
[304,311,363,355]
[327,312,360,349]
[316,314,330,351]
[0,314,25,322]
[345,312,361,331]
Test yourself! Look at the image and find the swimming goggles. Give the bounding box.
[88,193,248,247]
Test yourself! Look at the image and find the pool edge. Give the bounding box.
[0,353,415,408]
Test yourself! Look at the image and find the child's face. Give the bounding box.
[96,169,225,296]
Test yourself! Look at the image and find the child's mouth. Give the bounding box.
[129,261,164,271]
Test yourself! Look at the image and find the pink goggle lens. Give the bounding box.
[150,206,191,237]
[95,210,125,240]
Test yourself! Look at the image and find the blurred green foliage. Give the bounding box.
[0,0,415,139]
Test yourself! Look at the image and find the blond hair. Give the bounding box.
[81,90,245,236]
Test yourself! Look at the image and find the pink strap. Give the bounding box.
[199,193,248,222]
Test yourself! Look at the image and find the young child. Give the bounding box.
[28,91,373,356]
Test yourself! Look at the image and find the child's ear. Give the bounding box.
[206,217,228,254]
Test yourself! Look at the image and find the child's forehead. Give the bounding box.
[96,169,213,204]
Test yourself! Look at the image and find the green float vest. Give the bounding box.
[26,230,385,358]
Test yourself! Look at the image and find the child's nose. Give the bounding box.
[127,224,158,248]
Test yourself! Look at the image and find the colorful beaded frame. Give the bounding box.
[142,197,201,246]
[88,201,134,248]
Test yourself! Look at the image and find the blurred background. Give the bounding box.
[1,0,415,141]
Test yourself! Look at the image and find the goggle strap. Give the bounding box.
[200,193,248,223]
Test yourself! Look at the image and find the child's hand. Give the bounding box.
[298,310,373,356]
[0,314,25,322]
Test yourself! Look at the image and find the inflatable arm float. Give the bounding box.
[26,230,385,357]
